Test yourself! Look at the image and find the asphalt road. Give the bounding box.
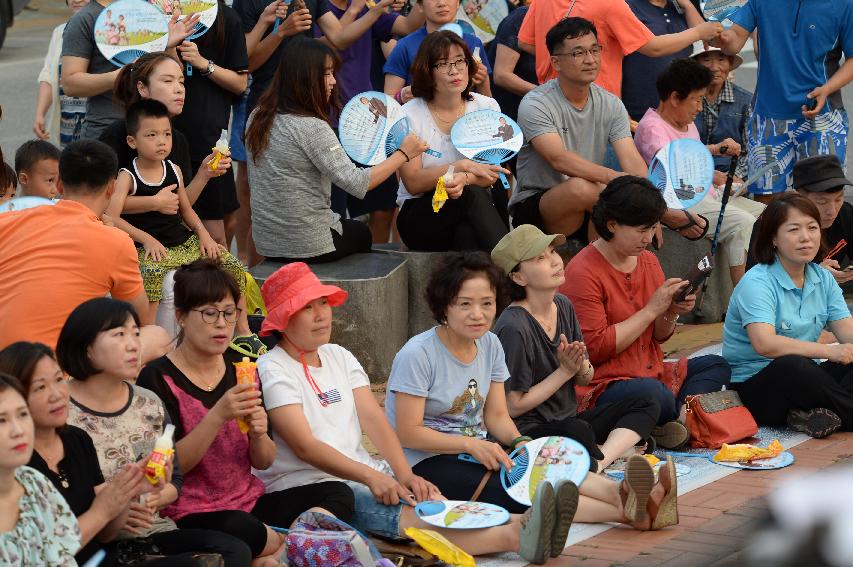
[0,4,852,199]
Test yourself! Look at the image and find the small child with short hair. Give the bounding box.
[0,163,15,203]
[107,99,265,356]
[14,140,60,199]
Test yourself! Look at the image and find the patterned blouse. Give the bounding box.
[0,466,80,566]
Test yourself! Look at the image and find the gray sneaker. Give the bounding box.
[519,481,555,565]
[551,480,580,557]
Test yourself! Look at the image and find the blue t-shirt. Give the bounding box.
[383,27,492,85]
[384,327,510,466]
[622,0,691,121]
[729,0,853,118]
[723,259,851,383]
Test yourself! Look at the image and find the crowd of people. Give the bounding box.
[2,0,853,564]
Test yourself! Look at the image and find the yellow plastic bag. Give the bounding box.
[713,439,783,462]
[244,272,267,316]
[405,527,475,567]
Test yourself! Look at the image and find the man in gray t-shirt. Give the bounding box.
[510,18,649,242]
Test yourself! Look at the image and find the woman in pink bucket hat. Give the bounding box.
[253,262,566,564]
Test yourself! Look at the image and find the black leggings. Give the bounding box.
[397,185,509,252]
[413,454,528,514]
[732,354,853,429]
[267,219,371,264]
[524,397,661,469]
[102,528,252,567]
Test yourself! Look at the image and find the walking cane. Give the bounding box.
[695,154,739,313]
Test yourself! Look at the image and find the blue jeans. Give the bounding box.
[343,480,404,540]
[596,355,731,424]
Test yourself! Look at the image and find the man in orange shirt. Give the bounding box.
[0,140,164,355]
[518,0,722,95]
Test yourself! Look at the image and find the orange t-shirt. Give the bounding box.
[518,0,655,95]
[0,200,144,350]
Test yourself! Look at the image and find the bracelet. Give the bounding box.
[662,311,679,323]
[396,148,410,162]
[510,435,533,449]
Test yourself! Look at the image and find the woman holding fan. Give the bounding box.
[245,38,427,264]
[396,31,510,252]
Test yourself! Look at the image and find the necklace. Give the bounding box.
[172,350,221,392]
[428,101,465,125]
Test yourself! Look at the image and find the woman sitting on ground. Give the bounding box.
[137,259,292,565]
[396,31,510,252]
[561,177,732,450]
[491,225,660,471]
[57,297,253,565]
[245,39,428,264]
[386,251,680,558]
[723,193,853,438]
[0,342,146,565]
[0,373,80,565]
[254,262,566,565]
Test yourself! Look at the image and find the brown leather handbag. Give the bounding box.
[685,391,758,449]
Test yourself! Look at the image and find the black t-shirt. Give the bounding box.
[747,201,853,269]
[235,0,330,110]
[487,6,537,122]
[121,160,194,248]
[492,294,585,432]
[137,350,269,441]
[99,119,193,182]
[173,6,249,162]
[28,425,105,564]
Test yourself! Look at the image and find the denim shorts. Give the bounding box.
[230,90,249,162]
[343,481,404,540]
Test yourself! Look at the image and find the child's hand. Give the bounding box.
[143,237,169,262]
[153,184,180,214]
[199,234,221,259]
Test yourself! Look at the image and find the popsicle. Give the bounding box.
[233,356,258,434]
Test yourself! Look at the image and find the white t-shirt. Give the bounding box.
[397,93,501,207]
[255,344,387,492]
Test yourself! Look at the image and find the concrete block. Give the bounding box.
[250,252,409,383]
[387,250,444,337]
[651,229,733,323]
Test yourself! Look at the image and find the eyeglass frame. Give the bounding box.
[432,57,470,74]
[551,44,604,62]
[190,307,242,324]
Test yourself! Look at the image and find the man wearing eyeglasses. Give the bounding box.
[516,0,722,96]
[511,18,704,245]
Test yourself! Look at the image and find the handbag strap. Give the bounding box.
[470,470,493,502]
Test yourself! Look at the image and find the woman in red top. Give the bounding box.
[561,176,731,449]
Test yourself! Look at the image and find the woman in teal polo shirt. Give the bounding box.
[723,193,853,438]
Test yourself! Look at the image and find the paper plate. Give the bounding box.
[605,461,691,481]
[0,196,56,213]
[94,0,169,67]
[451,109,522,188]
[415,500,510,529]
[714,451,795,470]
[702,0,746,24]
[148,0,218,40]
[647,138,714,209]
[456,0,508,43]
[501,436,590,506]
[339,91,406,166]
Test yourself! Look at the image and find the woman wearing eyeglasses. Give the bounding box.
[137,259,301,566]
[396,31,511,252]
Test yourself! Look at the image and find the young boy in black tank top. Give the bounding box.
[106,99,265,356]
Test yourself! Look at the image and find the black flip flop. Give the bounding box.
[663,210,709,242]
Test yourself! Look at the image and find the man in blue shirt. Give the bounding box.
[717,0,853,203]
[383,0,492,99]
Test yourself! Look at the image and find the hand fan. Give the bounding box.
[459,436,590,506]
[702,0,747,24]
[450,109,522,189]
[339,91,440,166]
[0,196,57,213]
[456,0,509,43]
[272,0,292,35]
[647,138,714,209]
[414,500,510,529]
[94,0,170,67]
[147,0,218,74]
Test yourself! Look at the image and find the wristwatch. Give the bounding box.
[201,60,216,77]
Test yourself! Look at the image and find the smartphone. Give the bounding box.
[806,97,818,111]
[676,255,714,302]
